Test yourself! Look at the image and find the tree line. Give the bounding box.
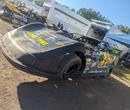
[75,8,130,34]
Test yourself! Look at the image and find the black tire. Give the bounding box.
[58,54,82,79]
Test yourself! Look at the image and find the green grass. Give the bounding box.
[113,66,130,81]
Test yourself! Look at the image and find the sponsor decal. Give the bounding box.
[84,49,116,74]
[55,42,64,46]
[26,31,67,46]
[37,38,48,46]
[98,54,113,68]
[26,32,48,46]
[26,32,38,39]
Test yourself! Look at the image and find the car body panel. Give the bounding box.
[0,23,86,77]
[0,23,120,78]
[84,49,118,75]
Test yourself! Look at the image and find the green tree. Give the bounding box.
[77,8,110,23]
[117,25,130,34]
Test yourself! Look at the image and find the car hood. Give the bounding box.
[9,23,77,53]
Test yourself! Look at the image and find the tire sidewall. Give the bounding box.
[58,54,81,79]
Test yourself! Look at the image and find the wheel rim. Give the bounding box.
[64,64,79,77]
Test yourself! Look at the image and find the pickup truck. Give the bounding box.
[0,22,120,78]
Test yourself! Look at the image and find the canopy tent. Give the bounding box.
[105,34,130,48]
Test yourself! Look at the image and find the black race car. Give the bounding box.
[0,22,119,78]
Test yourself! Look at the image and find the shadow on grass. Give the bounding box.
[17,77,130,110]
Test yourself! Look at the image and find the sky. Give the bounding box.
[56,0,130,27]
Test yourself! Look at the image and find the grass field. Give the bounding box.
[113,66,130,81]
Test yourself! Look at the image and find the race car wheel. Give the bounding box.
[58,54,81,79]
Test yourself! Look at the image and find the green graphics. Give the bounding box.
[84,48,120,74]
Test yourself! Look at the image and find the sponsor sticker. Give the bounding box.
[26,32,38,39]
[37,38,48,46]
[55,42,64,46]
[26,31,66,46]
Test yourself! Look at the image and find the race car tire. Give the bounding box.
[58,54,82,79]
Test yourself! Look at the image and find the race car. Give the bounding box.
[0,0,27,26]
[0,0,44,27]
[0,22,120,78]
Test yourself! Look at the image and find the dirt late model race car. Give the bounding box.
[0,23,120,78]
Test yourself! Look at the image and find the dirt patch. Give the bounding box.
[0,19,47,110]
[113,66,130,82]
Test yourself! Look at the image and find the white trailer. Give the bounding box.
[42,0,111,41]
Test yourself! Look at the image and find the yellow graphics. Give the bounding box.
[4,0,23,15]
[26,32,38,39]
[26,32,48,46]
[37,38,48,46]
[98,54,113,68]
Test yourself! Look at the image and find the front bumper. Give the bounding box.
[0,33,58,78]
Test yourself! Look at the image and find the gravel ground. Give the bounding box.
[0,19,130,110]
